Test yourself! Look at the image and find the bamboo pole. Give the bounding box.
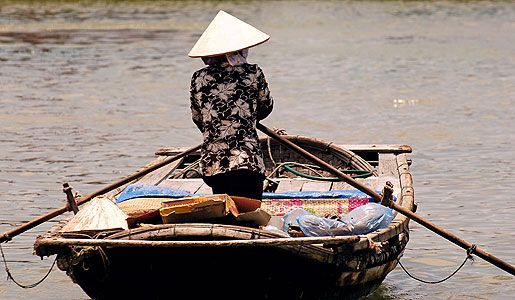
[35,235,360,248]
[257,122,515,277]
[0,143,202,244]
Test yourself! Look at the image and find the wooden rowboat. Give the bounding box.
[34,135,414,300]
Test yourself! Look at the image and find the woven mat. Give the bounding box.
[117,196,371,219]
[261,198,369,216]
[117,197,168,218]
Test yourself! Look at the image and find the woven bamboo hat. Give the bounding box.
[188,10,270,58]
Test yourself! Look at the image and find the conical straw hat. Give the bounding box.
[188,10,270,58]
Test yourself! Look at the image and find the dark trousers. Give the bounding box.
[203,170,265,200]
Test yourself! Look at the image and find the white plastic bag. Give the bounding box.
[282,208,311,232]
[297,203,394,237]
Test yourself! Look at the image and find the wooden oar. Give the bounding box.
[257,122,515,276]
[0,143,202,244]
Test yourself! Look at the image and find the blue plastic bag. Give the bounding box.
[297,203,394,237]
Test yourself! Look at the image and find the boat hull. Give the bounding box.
[57,242,403,300]
[35,140,414,300]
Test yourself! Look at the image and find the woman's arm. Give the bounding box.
[256,67,274,121]
[190,74,204,131]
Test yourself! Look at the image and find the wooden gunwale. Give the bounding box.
[155,144,412,156]
[363,153,413,244]
[34,235,361,248]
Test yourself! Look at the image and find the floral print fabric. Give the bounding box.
[190,62,273,177]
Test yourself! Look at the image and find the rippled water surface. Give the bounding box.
[1,1,514,299]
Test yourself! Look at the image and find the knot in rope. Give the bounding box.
[273,128,288,135]
[467,244,477,261]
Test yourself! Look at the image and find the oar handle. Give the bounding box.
[0,143,202,243]
[257,122,515,276]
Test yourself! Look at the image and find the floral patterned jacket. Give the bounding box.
[190,62,273,177]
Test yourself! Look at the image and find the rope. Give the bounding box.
[279,163,373,181]
[267,136,276,166]
[397,245,476,284]
[182,168,202,178]
[0,243,56,289]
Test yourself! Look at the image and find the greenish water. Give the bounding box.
[1,1,514,299]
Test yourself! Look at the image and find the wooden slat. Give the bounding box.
[275,178,306,193]
[378,153,398,178]
[396,153,414,211]
[136,156,184,185]
[177,179,204,194]
[331,177,379,191]
[301,181,332,192]
[339,144,412,153]
[158,179,207,194]
[196,184,212,195]
[158,179,185,190]
[155,144,412,157]
[156,147,196,156]
[331,176,401,199]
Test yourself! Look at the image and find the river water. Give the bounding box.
[0,1,514,299]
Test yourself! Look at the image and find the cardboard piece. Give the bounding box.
[160,194,270,226]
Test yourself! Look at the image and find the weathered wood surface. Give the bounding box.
[159,178,205,194]
[155,144,412,156]
[377,153,398,178]
[364,153,413,244]
[196,183,212,194]
[275,178,308,193]
[301,180,332,191]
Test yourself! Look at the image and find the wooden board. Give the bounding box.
[301,181,332,192]
[331,177,381,191]
[275,178,306,193]
[378,153,399,178]
[136,156,184,185]
[178,179,205,194]
[155,144,412,156]
[196,183,212,195]
[158,179,206,194]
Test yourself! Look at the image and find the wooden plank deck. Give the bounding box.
[159,179,205,194]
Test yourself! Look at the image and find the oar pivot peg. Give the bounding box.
[63,183,79,214]
[380,181,395,208]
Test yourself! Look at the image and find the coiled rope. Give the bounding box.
[396,245,476,284]
[268,162,373,181]
[0,243,56,289]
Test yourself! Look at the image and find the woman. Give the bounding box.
[188,11,273,200]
